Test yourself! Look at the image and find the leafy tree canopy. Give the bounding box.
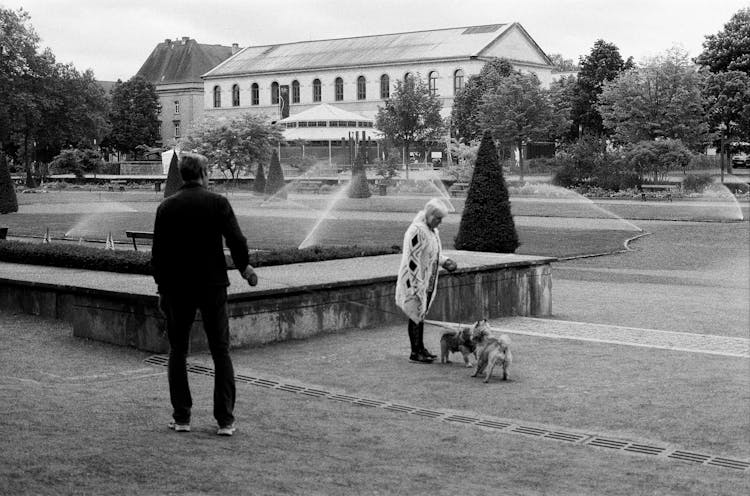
[695,8,750,75]
[103,76,160,155]
[703,70,750,143]
[598,47,710,150]
[572,39,633,135]
[180,113,284,179]
[450,58,517,142]
[375,75,444,164]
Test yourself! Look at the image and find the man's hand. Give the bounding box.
[242,266,258,286]
[443,258,457,272]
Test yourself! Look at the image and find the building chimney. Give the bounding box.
[232,43,240,54]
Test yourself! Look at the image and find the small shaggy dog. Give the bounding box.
[439,327,476,367]
[470,319,512,383]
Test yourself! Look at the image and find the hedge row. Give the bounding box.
[0,241,401,275]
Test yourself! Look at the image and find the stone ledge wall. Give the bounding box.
[0,260,552,353]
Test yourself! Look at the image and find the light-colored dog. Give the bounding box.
[470,319,512,383]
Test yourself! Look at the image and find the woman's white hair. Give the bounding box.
[423,198,449,218]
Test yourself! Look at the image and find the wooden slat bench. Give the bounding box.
[449,182,469,197]
[108,180,126,191]
[293,180,323,194]
[641,184,677,202]
[125,230,153,251]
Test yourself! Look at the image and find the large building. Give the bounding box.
[201,23,554,123]
[136,37,240,145]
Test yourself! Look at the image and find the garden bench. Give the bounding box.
[293,180,323,194]
[108,180,126,191]
[125,230,153,251]
[449,182,470,197]
[641,184,677,202]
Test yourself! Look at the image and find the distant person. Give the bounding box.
[151,152,257,436]
[395,198,457,363]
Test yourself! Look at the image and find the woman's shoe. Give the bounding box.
[421,348,437,359]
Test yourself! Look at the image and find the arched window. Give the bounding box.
[271,82,279,105]
[251,83,259,105]
[404,72,414,89]
[428,71,439,96]
[454,69,465,95]
[213,86,221,108]
[232,84,240,106]
[335,77,344,101]
[312,79,321,102]
[380,74,390,99]
[292,80,300,103]
[357,76,366,100]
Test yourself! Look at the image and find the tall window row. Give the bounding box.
[211,69,466,108]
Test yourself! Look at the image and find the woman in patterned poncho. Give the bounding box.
[395,198,457,363]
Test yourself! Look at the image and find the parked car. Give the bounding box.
[731,152,748,168]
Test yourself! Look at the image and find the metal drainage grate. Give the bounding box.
[145,355,750,472]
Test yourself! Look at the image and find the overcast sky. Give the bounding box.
[3,0,748,81]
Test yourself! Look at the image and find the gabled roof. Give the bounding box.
[278,103,373,123]
[137,38,236,85]
[204,23,544,78]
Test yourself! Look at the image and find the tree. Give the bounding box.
[181,113,284,180]
[548,75,578,142]
[253,162,266,195]
[450,58,516,142]
[48,148,103,178]
[703,71,750,177]
[163,151,182,197]
[1,8,110,187]
[348,149,371,198]
[478,72,566,180]
[454,131,518,253]
[375,75,444,179]
[624,139,693,183]
[695,8,750,75]
[572,40,633,136]
[0,152,18,214]
[598,47,710,151]
[264,149,286,199]
[104,76,160,156]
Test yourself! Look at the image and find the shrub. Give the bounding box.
[682,173,714,193]
[264,149,286,199]
[0,153,19,214]
[253,162,266,195]
[49,148,103,178]
[163,151,182,197]
[347,150,371,198]
[0,240,400,275]
[455,130,519,253]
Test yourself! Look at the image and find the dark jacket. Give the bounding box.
[151,183,249,292]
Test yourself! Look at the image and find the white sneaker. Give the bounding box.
[217,424,236,436]
[168,420,191,432]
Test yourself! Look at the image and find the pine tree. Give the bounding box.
[264,149,286,199]
[163,151,182,198]
[0,152,19,214]
[454,131,519,253]
[253,162,266,195]
[347,148,372,198]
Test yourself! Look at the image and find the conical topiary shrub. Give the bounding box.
[0,152,19,214]
[454,130,519,253]
[347,149,371,198]
[264,149,286,199]
[253,162,266,195]
[163,151,183,198]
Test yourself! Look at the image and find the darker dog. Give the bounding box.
[470,319,512,383]
[439,327,476,367]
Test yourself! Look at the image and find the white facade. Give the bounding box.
[201,23,553,123]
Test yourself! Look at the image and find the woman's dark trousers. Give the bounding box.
[408,319,425,354]
[162,286,235,427]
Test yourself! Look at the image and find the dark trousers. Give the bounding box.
[408,319,425,354]
[161,286,235,427]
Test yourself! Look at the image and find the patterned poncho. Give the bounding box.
[395,210,447,323]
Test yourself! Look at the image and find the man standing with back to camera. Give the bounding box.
[152,152,257,436]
